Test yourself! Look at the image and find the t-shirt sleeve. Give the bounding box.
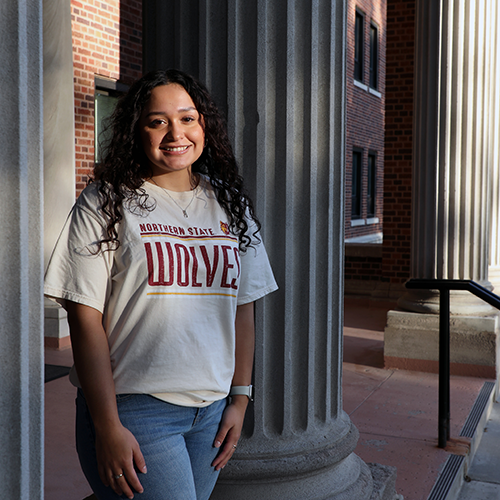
[237,227,278,305]
[44,192,114,313]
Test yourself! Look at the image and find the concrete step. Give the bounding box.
[426,381,497,500]
[456,397,500,499]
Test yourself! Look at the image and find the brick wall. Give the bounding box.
[345,0,387,241]
[345,244,383,280]
[71,0,142,196]
[382,0,415,284]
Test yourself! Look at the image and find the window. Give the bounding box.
[95,91,120,163]
[352,150,362,218]
[354,11,364,82]
[369,23,379,90]
[94,77,128,163]
[367,153,376,216]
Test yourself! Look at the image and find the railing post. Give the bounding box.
[439,288,450,448]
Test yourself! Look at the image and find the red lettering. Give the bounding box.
[146,223,152,231]
[175,244,190,287]
[140,224,147,232]
[144,242,174,286]
[221,245,238,289]
[200,245,219,286]
[189,247,202,287]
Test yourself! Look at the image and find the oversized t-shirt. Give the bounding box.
[44,177,277,407]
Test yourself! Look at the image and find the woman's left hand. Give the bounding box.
[211,396,248,471]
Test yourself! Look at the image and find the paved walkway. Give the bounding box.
[44,297,492,499]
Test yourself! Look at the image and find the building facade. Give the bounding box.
[345,0,386,244]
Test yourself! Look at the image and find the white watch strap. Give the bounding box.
[229,385,254,400]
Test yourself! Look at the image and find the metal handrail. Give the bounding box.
[405,279,500,448]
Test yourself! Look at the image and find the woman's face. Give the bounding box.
[139,84,205,182]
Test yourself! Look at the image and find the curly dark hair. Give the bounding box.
[93,69,260,252]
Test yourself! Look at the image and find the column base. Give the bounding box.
[397,288,495,316]
[211,414,399,500]
[384,309,499,377]
[44,299,70,350]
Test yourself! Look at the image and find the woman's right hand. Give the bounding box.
[95,423,147,499]
[66,301,147,499]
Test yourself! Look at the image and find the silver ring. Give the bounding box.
[114,473,124,479]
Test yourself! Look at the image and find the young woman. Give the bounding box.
[45,69,277,500]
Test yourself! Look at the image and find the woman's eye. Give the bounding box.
[182,116,195,123]
[150,119,167,127]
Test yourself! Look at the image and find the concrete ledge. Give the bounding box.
[44,301,70,348]
[384,309,500,377]
[44,335,71,350]
[384,357,496,379]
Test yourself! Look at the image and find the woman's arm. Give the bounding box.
[66,301,146,499]
[212,301,255,470]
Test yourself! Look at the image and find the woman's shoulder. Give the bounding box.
[73,182,108,223]
[75,181,101,206]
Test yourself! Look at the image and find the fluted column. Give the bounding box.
[385,0,500,375]
[399,0,495,315]
[0,0,44,498]
[488,1,500,292]
[43,0,75,347]
[144,1,394,498]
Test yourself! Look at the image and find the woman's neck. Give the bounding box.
[148,170,197,192]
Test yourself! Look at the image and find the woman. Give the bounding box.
[44,69,277,500]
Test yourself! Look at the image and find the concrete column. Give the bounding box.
[0,0,44,498]
[144,1,397,498]
[43,0,75,349]
[385,0,500,376]
[488,1,500,292]
[398,0,493,315]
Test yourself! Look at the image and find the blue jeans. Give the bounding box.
[76,390,226,500]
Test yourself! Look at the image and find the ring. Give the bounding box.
[114,473,124,479]
[232,444,237,449]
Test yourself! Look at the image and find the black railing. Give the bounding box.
[405,279,500,448]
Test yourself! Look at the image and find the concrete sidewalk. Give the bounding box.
[44,297,494,499]
[456,399,500,499]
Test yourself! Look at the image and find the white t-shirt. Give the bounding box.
[44,177,277,407]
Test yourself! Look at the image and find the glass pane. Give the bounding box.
[95,92,120,163]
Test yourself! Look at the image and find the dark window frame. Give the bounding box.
[367,151,377,217]
[369,22,379,90]
[351,148,363,219]
[354,10,364,83]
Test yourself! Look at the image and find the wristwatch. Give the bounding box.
[229,385,254,401]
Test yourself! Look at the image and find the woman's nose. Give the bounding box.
[166,121,183,141]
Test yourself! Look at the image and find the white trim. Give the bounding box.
[366,217,380,225]
[351,218,366,227]
[353,79,368,91]
[345,232,383,244]
[369,87,382,98]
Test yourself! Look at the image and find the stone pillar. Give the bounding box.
[488,0,500,292]
[0,0,44,498]
[43,0,75,349]
[385,0,500,375]
[144,1,396,498]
